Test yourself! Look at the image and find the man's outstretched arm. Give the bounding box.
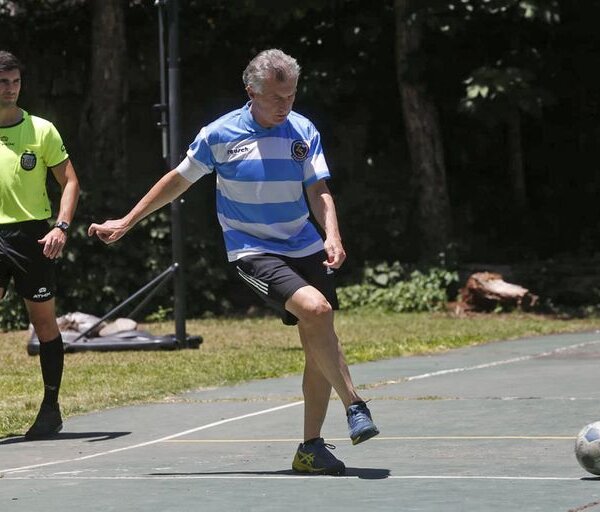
[88,170,192,244]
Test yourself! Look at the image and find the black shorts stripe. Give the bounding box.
[236,266,269,295]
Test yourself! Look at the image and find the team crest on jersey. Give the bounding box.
[291,140,309,162]
[20,152,37,171]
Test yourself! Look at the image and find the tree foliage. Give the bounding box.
[0,0,598,328]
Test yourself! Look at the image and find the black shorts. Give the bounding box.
[233,250,339,326]
[0,220,56,302]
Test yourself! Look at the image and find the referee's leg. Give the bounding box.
[25,298,63,407]
[23,298,64,440]
[25,298,60,342]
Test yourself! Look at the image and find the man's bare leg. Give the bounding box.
[286,285,362,409]
[298,326,332,441]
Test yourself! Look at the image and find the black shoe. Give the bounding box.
[292,438,346,475]
[24,402,63,440]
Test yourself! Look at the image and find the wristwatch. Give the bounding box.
[54,221,70,233]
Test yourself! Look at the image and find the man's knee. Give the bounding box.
[26,301,59,341]
[297,297,333,324]
[311,298,333,317]
[287,286,334,324]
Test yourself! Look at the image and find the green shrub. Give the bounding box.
[0,290,29,331]
[338,262,458,312]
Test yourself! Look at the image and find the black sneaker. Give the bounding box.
[292,438,346,475]
[24,402,63,440]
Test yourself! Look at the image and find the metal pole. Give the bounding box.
[166,0,187,343]
[156,0,168,161]
[71,265,178,343]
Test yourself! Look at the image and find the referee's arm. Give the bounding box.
[50,158,80,226]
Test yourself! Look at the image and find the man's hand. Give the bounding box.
[88,219,130,244]
[323,237,346,269]
[38,228,67,259]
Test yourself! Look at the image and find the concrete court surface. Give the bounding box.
[2,330,600,511]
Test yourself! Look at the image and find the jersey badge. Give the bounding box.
[291,140,309,162]
[20,151,37,171]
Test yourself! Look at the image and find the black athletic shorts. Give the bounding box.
[0,220,56,302]
[233,250,339,326]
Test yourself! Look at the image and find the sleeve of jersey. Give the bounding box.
[175,127,214,183]
[44,123,69,167]
[303,129,330,186]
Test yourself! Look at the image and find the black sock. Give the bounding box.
[38,335,64,405]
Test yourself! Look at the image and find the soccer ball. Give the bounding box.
[575,421,600,475]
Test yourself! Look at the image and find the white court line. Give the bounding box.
[385,339,600,385]
[2,338,598,476]
[0,475,585,482]
[162,435,575,443]
[0,401,303,474]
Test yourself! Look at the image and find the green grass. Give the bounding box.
[2,310,600,438]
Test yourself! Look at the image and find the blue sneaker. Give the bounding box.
[292,438,346,475]
[347,401,379,445]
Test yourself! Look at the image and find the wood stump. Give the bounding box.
[459,272,539,312]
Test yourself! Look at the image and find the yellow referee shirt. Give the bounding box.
[0,110,68,224]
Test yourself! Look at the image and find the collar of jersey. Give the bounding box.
[0,109,27,129]
[241,101,275,134]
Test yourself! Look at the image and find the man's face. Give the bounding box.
[0,68,21,108]
[247,73,297,128]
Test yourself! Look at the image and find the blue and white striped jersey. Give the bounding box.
[176,102,330,262]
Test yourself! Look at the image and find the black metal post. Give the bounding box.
[156,0,168,161]
[166,0,187,344]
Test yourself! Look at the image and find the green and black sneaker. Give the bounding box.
[292,438,346,475]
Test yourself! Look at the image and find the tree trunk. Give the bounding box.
[394,0,452,262]
[83,0,128,194]
[506,108,527,211]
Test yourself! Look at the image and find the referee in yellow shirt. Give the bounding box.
[0,50,80,439]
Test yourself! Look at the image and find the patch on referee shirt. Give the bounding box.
[20,151,37,171]
[291,140,309,162]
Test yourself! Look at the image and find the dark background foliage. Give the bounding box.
[0,0,598,329]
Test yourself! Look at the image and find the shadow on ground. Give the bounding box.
[0,431,131,444]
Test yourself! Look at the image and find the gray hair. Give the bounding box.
[242,49,301,93]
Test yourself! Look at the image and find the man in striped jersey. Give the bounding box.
[89,49,379,475]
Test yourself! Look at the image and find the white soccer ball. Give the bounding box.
[575,421,600,475]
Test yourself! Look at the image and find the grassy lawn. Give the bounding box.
[2,309,600,438]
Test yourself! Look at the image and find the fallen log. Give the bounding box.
[459,272,539,312]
